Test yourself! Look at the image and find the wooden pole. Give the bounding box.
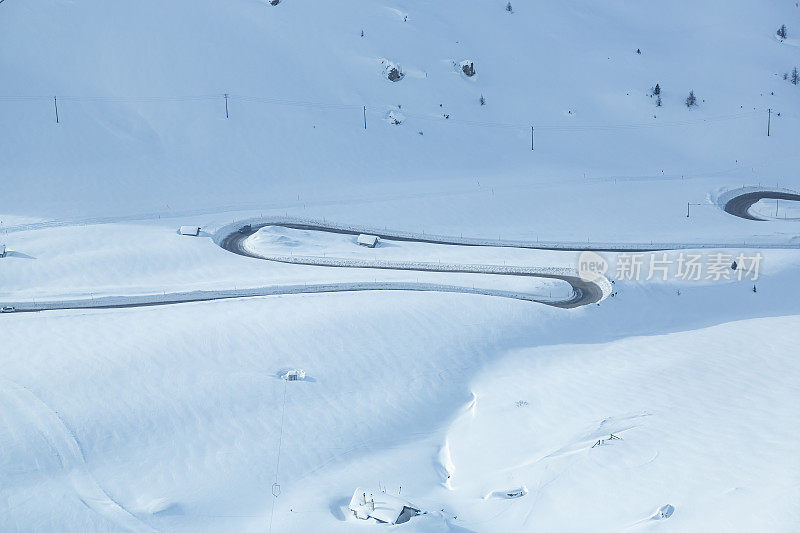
[224,93,229,118]
[767,108,771,136]
[363,106,367,129]
[531,126,534,150]
[54,96,59,124]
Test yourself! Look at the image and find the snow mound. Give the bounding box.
[248,226,305,248]
[649,504,675,520]
[437,439,456,490]
[134,497,183,516]
[386,109,406,125]
[484,486,528,499]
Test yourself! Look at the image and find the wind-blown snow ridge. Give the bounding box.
[0,379,157,533]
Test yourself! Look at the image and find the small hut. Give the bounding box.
[348,487,420,525]
[179,226,200,236]
[357,234,379,248]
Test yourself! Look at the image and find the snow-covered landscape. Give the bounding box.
[2,1,800,531]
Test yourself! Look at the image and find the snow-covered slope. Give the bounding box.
[2,0,800,244]
[3,256,800,532]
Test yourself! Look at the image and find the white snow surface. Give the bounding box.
[2,1,800,532]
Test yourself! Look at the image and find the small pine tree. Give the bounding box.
[777,24,787,39]
[506,2,513,13]
[685,90,697,108]
[792,67,799,85]
[784,72,789,80]
[361,29,364,37]
[653,83,661,96]
[479,94,486,106]
[656,95,662,107]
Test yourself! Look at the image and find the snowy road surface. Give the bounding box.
[722,189,800,221]
[1,223,611,312]
[219,223,610,309]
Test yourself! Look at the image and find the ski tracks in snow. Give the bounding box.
[0,379,157,532]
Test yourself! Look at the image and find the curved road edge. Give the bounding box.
[220,223,611,309]
[1,280,601,314]
[717,186,800,221]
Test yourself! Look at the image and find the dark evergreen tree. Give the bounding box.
[656,96,662,107]
[777,25,787,39]
[506,2,513,13]
[479,94,486,106]
[685,90,697,108]
[653,83,661,96]
[792,67,799,85]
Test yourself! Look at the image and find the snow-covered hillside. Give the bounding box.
[2,0,800,241]
[2,1,800,532]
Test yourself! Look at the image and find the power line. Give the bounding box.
[268,379,288,533]
[0,92,780,132]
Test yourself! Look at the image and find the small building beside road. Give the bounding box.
[179,226,200,236]
[357,234,379,248]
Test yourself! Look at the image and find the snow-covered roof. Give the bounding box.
[357,234,379,246]
[349,487,420,524]
[179,226,200,236]
[282,369,306,381]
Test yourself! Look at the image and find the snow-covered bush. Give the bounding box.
[386,109,405,125]
[461,60,476,77]
[381,59,405,82]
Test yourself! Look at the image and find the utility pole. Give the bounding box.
[363,106,367,129]
[54,96,59,124]
[767,108,771,136]
[224,93,229,118]
[531,126,534,151]
[686,202,704,217]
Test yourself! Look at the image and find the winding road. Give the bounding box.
[722,190,800,221]
[220,223,608,309]
[9,186,798,315]
[4,222,613,314]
